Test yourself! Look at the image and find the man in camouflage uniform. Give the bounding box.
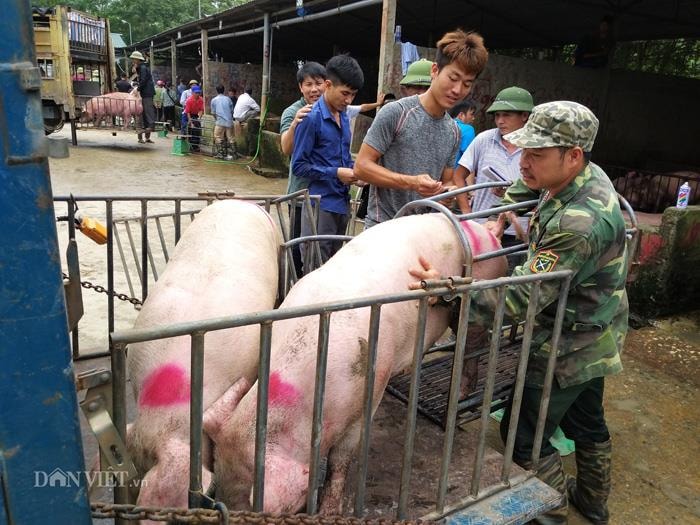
[411,101,627,524]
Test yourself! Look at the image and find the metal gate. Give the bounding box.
[63,187,638,523]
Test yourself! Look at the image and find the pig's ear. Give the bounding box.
[259,455,310,514]
[203,377,252,441]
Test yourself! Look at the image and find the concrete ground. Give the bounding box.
[50,128,700,524]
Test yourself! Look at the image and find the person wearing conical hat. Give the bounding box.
[130,50,156,144]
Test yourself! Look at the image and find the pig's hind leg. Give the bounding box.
[318,424,361,515]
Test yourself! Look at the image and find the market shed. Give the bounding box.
[132,0,700,170]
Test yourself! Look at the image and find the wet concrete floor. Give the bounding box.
[50,128,700,524]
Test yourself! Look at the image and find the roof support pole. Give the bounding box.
[150,40,155,68]
[261,12,271,113]
[171,37,177,86]
[201,28,209,111]
[377,0,397,96]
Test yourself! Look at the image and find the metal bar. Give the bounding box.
[113,222,137,300]
[531,275,572,464]
[141,200,149,300]
[124,220,143,286]
[436,293,472,513]
[67,201,81,359]
[112,271,574,346]
[306,312,332,514]
[174,199,182,243]
[502,281,541,482]
[470,286,507,497]
[111,341,129,508]
[155,216,170,263]
[107,201,115,334]
[252,321,273,511]
[354,304,382,516]
[397,297,430,519]
[188,331,206,507]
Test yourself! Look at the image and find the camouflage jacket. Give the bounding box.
[471,162,629,388]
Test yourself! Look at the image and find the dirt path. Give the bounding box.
[51,129,700,524]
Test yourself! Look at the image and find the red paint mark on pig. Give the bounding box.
[139,364,191,407]
[460,221,499,255]
[268,372,300,407]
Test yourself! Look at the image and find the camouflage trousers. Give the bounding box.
[500,377,611,524]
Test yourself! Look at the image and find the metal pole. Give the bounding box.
[260,12,270,113]
[252,321,273,511]
[188,332,206,507]
[0,2,91,521]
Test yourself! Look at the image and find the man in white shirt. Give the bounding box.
[233,88,260,122]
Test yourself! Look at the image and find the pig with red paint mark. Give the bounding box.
[82,88,143,129]
[204,214,506,514]
[125,199,280,513]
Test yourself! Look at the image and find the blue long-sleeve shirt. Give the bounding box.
[291,96,353,215]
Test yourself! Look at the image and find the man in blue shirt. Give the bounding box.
[210,85,234,158]
[292,54,364,265]
[448,100,477,166]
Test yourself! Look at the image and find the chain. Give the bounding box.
[63,272,142,306]
[91,503,434,525]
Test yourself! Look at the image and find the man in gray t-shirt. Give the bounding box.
[361,95,459,227]
[355,29,489,228]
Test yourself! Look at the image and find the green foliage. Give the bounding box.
[33,0,252,43]
[493,39,700,80]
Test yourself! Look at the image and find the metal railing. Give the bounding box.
[54,193,319,360]
[605,165,699,213]
[109,269,573,520]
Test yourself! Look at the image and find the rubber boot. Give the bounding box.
[522,452,568,524]
[566,440,611,525]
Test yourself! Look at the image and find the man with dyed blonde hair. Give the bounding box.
[355,29,489,227]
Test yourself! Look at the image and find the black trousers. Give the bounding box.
[288,203,304,277]
[501,376,610,463]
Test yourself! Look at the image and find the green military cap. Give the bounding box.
[503,101,599,152]
[486,86,534,113]
[400,59,433,86]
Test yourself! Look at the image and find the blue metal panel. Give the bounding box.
[444,478,563,525]
[0,1,91,524]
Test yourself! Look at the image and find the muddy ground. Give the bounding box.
[50,128,700,524]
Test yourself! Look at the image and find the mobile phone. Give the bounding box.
[488,166,508,181]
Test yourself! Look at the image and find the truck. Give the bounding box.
[32,5,116,138]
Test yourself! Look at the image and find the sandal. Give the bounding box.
[145,139,154,143]
[138,139,145,144]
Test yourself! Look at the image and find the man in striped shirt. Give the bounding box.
[454,86,533,246]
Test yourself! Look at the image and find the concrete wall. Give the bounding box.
[628,206,700,317]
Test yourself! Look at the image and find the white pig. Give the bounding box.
[204,213,507,514]
[125,199,280,511]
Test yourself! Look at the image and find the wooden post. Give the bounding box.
[377,0,397,96]
[171,37,176,87]
[201,28,208,112]
[260,12,270,114]
[149,40,155,69]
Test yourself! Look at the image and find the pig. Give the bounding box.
[82,89,143,129]
[125,199,280,512]
[612,170,699,212]
[204,213,507,514]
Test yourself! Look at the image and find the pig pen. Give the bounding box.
[62,193,578,523]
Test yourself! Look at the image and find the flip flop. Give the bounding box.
[145,139,154,143]
[138,139,145,144]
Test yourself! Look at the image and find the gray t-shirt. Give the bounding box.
[280,98,310,194]
[363,95,459,227]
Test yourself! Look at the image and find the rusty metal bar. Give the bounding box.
[141,200,149,301]
[531,275,572,464]
[436,292,472,513]
[155,216,170,263]
[174,199,182,243]
[397,297,430,519]
[106,200,115,335]
[354,304,382,516]
[501,281,541,482]
[470,286,507,497]
[188,331,206,507]
[306,312,332,514]
[110,341,128,509]
[252,321,273,511]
